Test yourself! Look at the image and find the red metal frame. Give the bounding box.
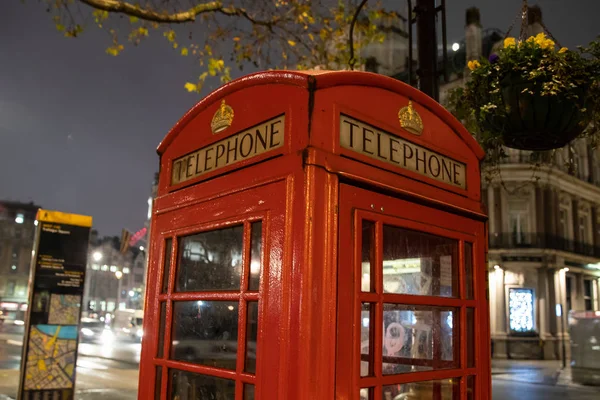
[140,70,489,400]
[336,185,487,399]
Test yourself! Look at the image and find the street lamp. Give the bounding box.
[92,251,103,262]
[115,270,123,312]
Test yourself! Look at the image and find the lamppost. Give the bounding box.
[115,270,123,312]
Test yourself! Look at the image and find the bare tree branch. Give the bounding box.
[78,0,278,26]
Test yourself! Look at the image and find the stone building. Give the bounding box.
[0,201,41,319]
[363,5,600,360]
[83,234,145,314]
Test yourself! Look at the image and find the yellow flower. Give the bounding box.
[526,36,535,43]
[504,37,517,48]
[542,39,555,49]
[558,47,568,53]
[467,60,481,71]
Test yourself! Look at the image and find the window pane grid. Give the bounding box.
[357,217,478,396]
[158,220,262,399]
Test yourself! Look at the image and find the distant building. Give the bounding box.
[0,201,41,318]
[83,234,145,314]
[364,5,600,361]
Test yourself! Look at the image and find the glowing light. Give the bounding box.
[250,261,261,274]
[34,220,38,226]
[115,271,123,279]
[15,213,24,224]
[92,251,103,262]
[508,288,534,333]
[139,246,144,251]
[452,42,460,51]
[11,265,16,270]
[563,267,569,272]
[129,290,135,297]
[493,265,500,270]
[362,317,370,328]
[228,305,235,311]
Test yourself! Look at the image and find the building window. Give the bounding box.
[15,213,24,224]
[584,279,593,311]
[559,206,572,239]
[12,245,19,259]
[91,264,99,270]
[508,287,535,333]
[10,264,17,273]
[122,267,130,274]
[7,281,16,296]
[110,265,118,272]
[566,276,573,313]
[101,265,109,271]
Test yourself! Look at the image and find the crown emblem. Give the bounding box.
[211,100,234,134]
[398,101,423,135]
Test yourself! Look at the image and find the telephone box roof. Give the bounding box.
[157,70,484,161]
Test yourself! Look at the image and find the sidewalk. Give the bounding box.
[491,359,599,390]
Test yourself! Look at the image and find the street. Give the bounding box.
[2,334,600,399]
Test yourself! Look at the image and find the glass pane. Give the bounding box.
[245,301,258,374]
[162,238,172,293]
[155,366,162,400]
[244,384,255,400]
[508,288,535,333]
[176,225,243,292]
[171,301,239,370]
[467,375,475,400]
[465,242,474,299]
[382,378,459,400]
[169,369,235,400]
[467,308,475,368]
[382,304,458,375]
[382,225,458,297]
[249,222,262,291]
[361,221,375,292]
[360,388,372,400]
[360,303,373,377]
[157,302,167,358]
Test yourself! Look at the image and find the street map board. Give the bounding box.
[18,210,92,400]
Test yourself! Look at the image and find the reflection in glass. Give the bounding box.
[157,302,166,358]
[360,387,371,400]
[382,378,458,400]
[382,225,458,297]
[382,304,458,375]
[467,308,475,367]
[360,303,373,377]
[244,384,255,400]
[169,369,235,400]
[176,225,243,292]
[361,221,375,292]
[171,301,239,370]
[249,222,262,291]
[155,366,162,400]
[245,302,258,374]
[162,238,172,293]
[465,242,474,299]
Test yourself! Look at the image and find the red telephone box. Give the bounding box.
[139,71,489,400]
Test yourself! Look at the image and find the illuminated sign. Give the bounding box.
[508,287,535,333]
[339,115,467,189]
[171,115,285,186]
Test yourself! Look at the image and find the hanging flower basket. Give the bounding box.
[447,33,600,157]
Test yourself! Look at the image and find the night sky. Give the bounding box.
[1,1,598,236]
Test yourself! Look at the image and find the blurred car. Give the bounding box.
[79,317,114,344]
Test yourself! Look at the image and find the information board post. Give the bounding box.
[17,210,93,400]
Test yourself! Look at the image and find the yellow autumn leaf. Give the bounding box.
[233,37,240,42]
[129,16,139,23]
[184,82,197,92]
[308,33,314,41]
[181,47,189,56]
[287,40,296,46]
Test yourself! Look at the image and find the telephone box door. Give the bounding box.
[336,184,489,400]
[143,181,287,400]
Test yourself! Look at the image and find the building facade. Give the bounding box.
[0,201,41,320]
[366,5,600,360]
[83,234,145,314]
